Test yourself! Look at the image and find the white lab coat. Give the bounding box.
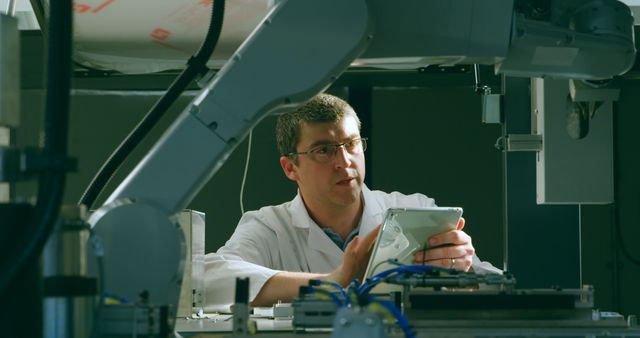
[203,185,501,312]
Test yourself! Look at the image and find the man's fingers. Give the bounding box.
[415,256,472,271]
[412,253,473,271]
[429,229,471,247]
[344,235,360,257]
[456,217,466,230]
[363,224,381,251]
[416,244,474,262]
[339,225,386,285]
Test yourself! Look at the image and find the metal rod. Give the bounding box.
[5,0,17,16]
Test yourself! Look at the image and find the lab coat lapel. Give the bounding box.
[288,193,342,272]
[287,186,387,273]
[359,185,386,237]
[307,224,343,270]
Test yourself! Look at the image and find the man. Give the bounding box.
[204,93,500,311]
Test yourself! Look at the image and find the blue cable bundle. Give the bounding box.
[305,259,452,338]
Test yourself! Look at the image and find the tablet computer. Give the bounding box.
[363,206,463,280]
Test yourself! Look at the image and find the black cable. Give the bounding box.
[78,0,226,208]
[612,101,640,266]
[615,212,640,265]
[0,0,72,293]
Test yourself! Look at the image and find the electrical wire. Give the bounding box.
[312,279,349,304]
[239,130,253,214]
[615,214,640,265]
[303,263,433,338]
[321,263,423,338]
[78,0,226,209]
[306,279,414,337]
[372,298,415,338]
[612,105,640,266]
[611,102,640,266]
[306,287,344,306]
[358,262,448,294]
[369,258,399,278]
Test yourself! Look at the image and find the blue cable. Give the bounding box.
[374,298,415,338]
[358,276,383,295]
[359,264,442,294]
[315,280,349,305]
[312,261,456,337]
[306,287,344,306]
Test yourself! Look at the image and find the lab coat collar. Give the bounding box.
[287,185,385,254]
[288,192,313,230]
[359,185,386,237]
[287,191,343,267]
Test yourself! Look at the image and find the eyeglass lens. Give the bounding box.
[311,138,366,162]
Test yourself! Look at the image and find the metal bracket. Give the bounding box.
[495,134,542,152]
[481,93,502,124]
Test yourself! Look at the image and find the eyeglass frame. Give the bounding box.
[286,137,368,163]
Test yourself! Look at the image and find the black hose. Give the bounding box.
[78,0,226,208]
[0,0,72,293]
[613,102,640,266]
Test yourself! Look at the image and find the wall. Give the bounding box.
[371,88,504,268]
[15,76,504,272]
[580,80,640,316]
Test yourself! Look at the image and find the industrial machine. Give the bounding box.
[288,267,639,338]
[1,0,637,337]
[175,266,640,337]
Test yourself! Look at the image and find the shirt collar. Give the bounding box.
[322,225,361,251]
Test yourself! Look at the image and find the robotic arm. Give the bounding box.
[87,0,634,326]
[89,0,374,317]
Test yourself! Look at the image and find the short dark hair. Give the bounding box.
[276,93,361,158]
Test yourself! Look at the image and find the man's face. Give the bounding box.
[280,115,366,211]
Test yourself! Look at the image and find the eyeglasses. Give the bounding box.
[288,137,368,163]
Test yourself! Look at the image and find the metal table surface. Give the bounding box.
[175,315,640,338]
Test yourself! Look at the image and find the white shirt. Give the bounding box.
[203,185,501,312]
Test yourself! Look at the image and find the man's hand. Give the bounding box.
[325,225,380,287]
[252,225,380,307]
[413,217,475,271]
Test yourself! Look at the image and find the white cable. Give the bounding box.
[239,130,253,214]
